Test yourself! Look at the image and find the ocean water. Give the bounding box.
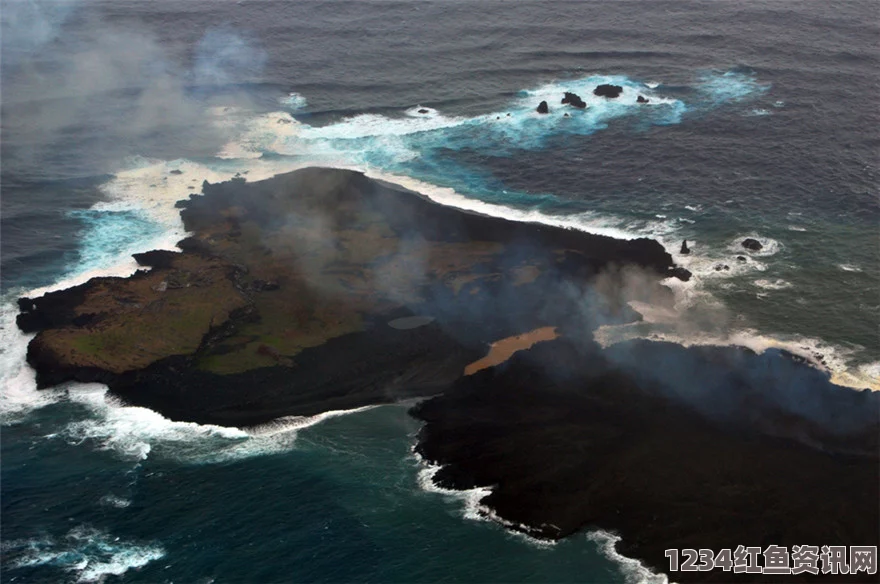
[1,1,878,582]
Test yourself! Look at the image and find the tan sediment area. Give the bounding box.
[464,326,559,375]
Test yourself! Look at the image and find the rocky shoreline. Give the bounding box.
[17,167,682,425]
[412,338,879,582]
[16,167,878,580]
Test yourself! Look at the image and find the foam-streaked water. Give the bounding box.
[2,1,877,581]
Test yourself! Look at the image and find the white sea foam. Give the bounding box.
[32,380,385,464]
[302,111,470,141]
[99,494,132,509]
[405,105,439,117]
[244,405,379,437]
[594,320,880,392]
[838,263,863,272]
[0,303,61,422]
[670,246,767,286]
[727,234,782,257]
[223,73,690,168]
[5,526,164,583]
[412,449,558,548]
[522,75,680,110]
[587,531,671,584]
[787,225,807,232]
[365,169,645,240]
[697,70,770,104]
[415,456,493,521]
[753,278,793,290]
[56,384,249,461]
[279,91,307,110]
[413,449,673,577]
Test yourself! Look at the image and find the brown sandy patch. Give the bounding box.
[464,326,559,375]
[510,264,541,286]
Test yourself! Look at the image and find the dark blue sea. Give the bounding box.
[2,1,878,582]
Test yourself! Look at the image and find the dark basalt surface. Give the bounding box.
[742,238,763,251]
[412,338,880,582]
[18,167,682,426]
[561,91,587,108]
[594,84,624,98]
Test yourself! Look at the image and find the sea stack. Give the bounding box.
[536,101,549,114]
[637,95,650,104]
[594,84,623,98]
[561,92,587,109]
[742,238,763,251]
[680,240,690,254]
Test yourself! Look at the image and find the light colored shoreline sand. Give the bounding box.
[464,326,559,376]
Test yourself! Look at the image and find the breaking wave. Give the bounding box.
[3,526,165,583]
[587,531,670,584]
[413,449,671,582]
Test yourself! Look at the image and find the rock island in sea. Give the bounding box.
[17,168,878,581]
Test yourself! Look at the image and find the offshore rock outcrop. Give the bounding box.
[594,84,623,98]
[742,237,763,251]
[561,92,587,109]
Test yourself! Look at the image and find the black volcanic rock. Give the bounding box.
[637,95,649,104]
[412,338,880,582]
[680,239,690,254]
[536,100,549,114]
[737,255,747,262]
[417,108,429,114]
[17,280,93,334]
[669,266,692,281]
[561,92,587,109]
[594,84,623,98]
[742,238,763,251]
[18,168,682,427]
[133,250,178,270]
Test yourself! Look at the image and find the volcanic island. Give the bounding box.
[17,168,879,581]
